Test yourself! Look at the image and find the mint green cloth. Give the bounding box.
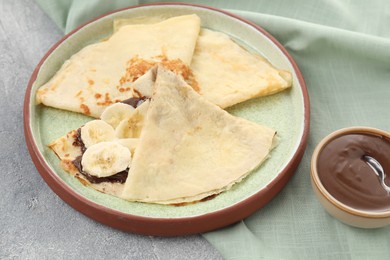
[36,0,390,259]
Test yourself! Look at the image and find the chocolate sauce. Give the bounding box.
[172,194,219,207]
[72,156,128,184]
[317,133,390,212]
[72,128,86,153]
[121,97,148,108]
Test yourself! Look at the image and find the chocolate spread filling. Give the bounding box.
[72,128,87,153]
[73,155,128,184]
[172,194,219,207]
[121,97,148,108]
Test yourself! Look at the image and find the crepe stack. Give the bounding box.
[36,15,291,117]
[40,14,291,205]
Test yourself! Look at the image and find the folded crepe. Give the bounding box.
[191,29,292,108]
[121,66,276,204]
[48,66,276,204]
[36,14,201,118]
[48,129,126,197]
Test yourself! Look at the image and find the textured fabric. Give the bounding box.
[35,0,390,259]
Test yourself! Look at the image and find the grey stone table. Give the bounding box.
[0,1,223,259]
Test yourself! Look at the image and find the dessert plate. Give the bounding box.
[24,3,309,236]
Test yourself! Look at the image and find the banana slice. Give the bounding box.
[100,103,135,128]
[115,100,150,138]
[81,120,116,148]
[116,138,139,155]
[81,142,131,178]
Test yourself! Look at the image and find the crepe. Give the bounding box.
[191,29,292,108]
[121,66,276,204]
[48,129,125,197]
[36,14,201,118]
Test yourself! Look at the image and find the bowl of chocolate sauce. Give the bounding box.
[311,127,390,228]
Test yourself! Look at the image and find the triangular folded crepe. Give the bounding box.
[121,66,276,204]
[36,15,200,118]
[48,129,126,197]
[190,29,292,108]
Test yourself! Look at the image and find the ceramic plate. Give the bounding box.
[24,3,309,236]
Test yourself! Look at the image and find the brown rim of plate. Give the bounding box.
[23,2,310,236]
[311,127,390,219]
